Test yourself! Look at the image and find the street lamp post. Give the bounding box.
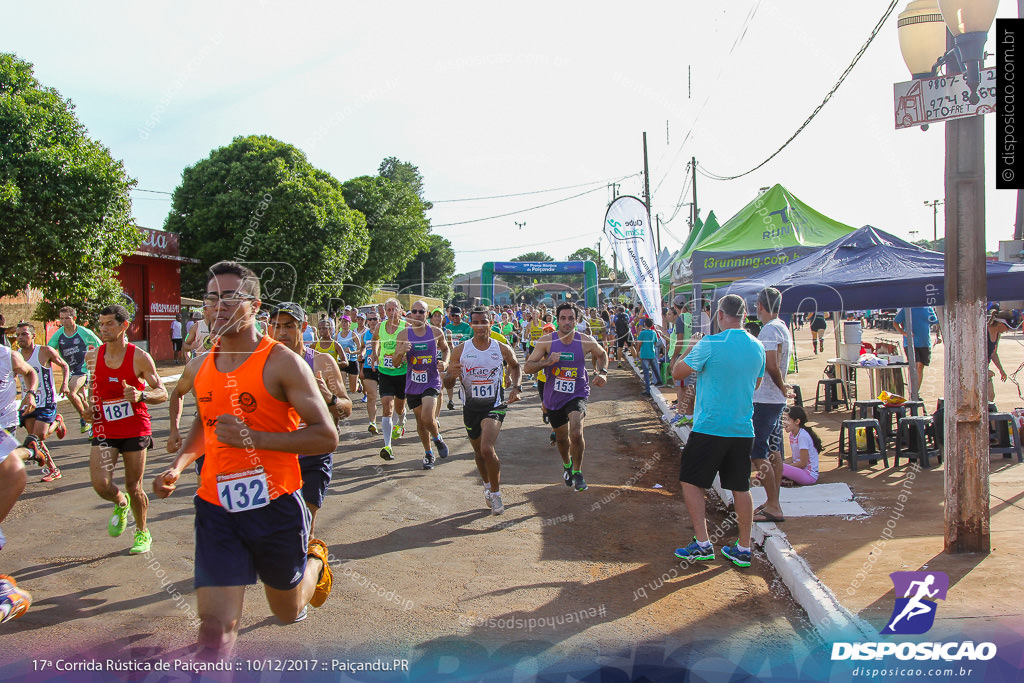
[897,0,997,554]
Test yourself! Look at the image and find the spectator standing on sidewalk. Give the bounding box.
[671,294,765,568]
[749,288,792,524]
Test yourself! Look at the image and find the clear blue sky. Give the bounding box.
[4,1,1015,273]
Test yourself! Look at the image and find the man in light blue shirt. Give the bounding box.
[893,307,938,396]
[671,294,765,568]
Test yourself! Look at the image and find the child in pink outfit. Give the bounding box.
[782,406,820,486]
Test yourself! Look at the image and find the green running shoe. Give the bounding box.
[130,527,152,554]
[108,501,129,537]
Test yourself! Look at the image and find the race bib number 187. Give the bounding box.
[102,399,134,422]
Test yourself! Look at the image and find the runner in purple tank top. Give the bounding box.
[394,300,451,470]
[268,303,351,535]
[524,302,608,492]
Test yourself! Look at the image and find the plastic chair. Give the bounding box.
[815,379,849,413]
[838,419,888,471]
[895,416,941,468]
[989,412,1024,463]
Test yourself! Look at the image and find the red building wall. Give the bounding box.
[113,228,193,362]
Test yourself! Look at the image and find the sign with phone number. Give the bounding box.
[894,68,995,129]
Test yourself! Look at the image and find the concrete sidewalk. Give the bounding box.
[643,324,1024,640]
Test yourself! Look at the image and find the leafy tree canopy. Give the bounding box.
[395,234,456,300]
[567,247,612,279]
[0,53,139,312]
[164,134,369,307]
[378,156,431,209]
[340,174,431,305]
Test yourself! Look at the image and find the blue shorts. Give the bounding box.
[750,403,785,460]
[299,453,334,509]
[20,405,56,426]
[194,492,310,590]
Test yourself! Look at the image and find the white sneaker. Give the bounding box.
[490,492,504,516]
[483,485,493,507]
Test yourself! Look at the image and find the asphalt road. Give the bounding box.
[0,358,811,679]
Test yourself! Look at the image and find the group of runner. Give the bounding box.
[0,262,614,659]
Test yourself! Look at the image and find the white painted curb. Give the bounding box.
[623,352,876,641]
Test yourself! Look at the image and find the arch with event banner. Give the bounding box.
[480,261,599,308]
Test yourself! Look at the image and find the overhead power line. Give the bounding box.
[432,184,616,228]
[432,174,639,203]
[454,231,596,253]
[699,0,900,182]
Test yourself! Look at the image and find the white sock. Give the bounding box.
[736,543,751,553]
[382,416,393,447]
[697,539,712,548]
[398,412,407,426]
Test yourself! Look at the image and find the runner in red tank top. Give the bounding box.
[152,261,338,661]
[85,304,167,555]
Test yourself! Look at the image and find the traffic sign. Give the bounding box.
[894,67,995,129]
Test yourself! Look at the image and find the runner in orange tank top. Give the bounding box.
[151,261,338,661]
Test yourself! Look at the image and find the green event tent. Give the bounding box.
[663,210,724,284]
[686,184,856,284]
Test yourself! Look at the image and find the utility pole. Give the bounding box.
[924,199,944,245]
[421,261,425,296]
[655,214,661,257]
[943,32,988,555]
[642,131,652,219]
[691,156,699,229]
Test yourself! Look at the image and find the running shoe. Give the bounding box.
[108,501,129,537]
[720,544,752,568]
[483,485,493,506]
[674,538,715,562]
[490,492,504,516]
[447,399,455,411]
[293,605,308,622]
[434,438,449,459]
[542,413,549,425]
[129,527,152,554]
[391,424,405,440]
[562,465,573,487]
[307,539,332,607]
[367,423,380,434]
[24,440,43,467]
[53,414,66,440]
[422,453,435,470]
[80,418,88,433]
[379,446,394,461]
[549,431,556,445]
[572,472,588,491]
[360,395,367,404]
[40,454,61,482]
[0,576,31,624]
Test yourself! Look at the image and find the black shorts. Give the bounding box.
[194,491,310,590]
[909,346,931,366]
[172,338,182,351]
[343,360,359,375]
[679,431,754,492]
[810,320,827,332]
[463,404,507,440]
[377,372,407,399]
[91,435,153,452]
[547,398,587,430]
[299,453,333,509]
[361,366,379,382]
[407,388,439,411]
[615,333,631,348]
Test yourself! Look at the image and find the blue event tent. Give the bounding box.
[719,225,1024,313]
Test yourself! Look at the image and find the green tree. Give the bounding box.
[394,234,456,300]
[567,247,611,279]
[0,53,139,313]
[378,156,431,208]
[164,135,369,306]
[340,175,431,305]
[512,251,554,262]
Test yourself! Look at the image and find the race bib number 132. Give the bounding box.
[217,468,270,513]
